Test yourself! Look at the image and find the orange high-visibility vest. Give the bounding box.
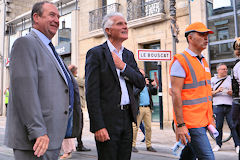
[170,50,213,129]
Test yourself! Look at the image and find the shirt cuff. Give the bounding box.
[121,63,126,72]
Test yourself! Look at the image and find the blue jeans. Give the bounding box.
[213,105,240,147]
[180,127,215,160]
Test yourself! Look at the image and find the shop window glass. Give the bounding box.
[143,42,160,122]
[209,42,234,61]
[208,16,235,42]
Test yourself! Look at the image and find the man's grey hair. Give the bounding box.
[102,12,125,38]
[216,63,227,70]
[186,32,195,43]
[31,1,55,25]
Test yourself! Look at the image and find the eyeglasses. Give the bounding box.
[219,68,228,70]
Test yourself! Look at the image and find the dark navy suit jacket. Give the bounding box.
[85,41,145,133]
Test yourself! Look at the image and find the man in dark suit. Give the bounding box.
[85,12,145,160]
[4,1,82,159]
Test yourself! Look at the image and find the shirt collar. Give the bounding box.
[107,40,124,54]
[32,28,51,46]
[185,48,204,58]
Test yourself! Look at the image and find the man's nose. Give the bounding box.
[54,16,59,23]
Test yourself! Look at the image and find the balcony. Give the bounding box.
[127,0,165,21]
[89,3,120,31]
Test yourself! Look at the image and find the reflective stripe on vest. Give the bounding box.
[182,96,212,106]
[180,53,211,89]
[180,53,211,105]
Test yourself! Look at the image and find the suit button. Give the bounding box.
[64,111,68,114]
[65,89,68,93]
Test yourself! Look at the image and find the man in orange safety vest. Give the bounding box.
[170,22,215,160]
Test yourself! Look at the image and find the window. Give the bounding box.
[144,0,161,16]
[58,14,71,45]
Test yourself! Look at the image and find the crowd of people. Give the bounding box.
[3,1,240,160]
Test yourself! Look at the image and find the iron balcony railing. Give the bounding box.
[89,3,120,31]
[127,0,165,21]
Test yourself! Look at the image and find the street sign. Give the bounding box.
[137,49,171,61]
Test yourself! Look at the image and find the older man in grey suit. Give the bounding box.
[4,1,82,160]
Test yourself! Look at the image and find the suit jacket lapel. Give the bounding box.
[122,48,128,63]
[30,31,68,86]
[102,42,120,84]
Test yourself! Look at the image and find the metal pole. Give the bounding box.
[158,64,163,129]
[188,0,191,24]
[233,0,239,37]
[1,0,6,116]
[75,0,78,10]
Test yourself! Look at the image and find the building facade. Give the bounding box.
[207,0,240,75]
[77,0,209,125]
[0,0,213,126]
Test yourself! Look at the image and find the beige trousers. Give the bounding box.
[132,106,152,148]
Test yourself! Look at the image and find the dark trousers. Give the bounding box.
[77,111,84,147]
[95,109,132,160]
[213,105,240,147]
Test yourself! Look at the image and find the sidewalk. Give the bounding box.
[0,109,238,160]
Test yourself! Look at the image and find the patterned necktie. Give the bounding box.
[49,42,74,110]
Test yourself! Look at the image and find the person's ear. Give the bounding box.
[33,13,40,24]
[234,50,240,57]
[105,28,111,37]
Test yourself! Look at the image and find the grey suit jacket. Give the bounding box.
[4,30,82,150]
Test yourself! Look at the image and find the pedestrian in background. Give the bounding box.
[232,37,240,158]
[4,1,82,159]
[132,69,157,153]
[59,65,84,159]
[211,63,240,153]
[4,87,9,113]
[68,65,91,152]
[85,12,145,160]
[170,22,215,159]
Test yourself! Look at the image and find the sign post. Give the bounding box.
[137,49,171,130]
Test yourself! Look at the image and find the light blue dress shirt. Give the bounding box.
[107,40,130,105]
[139,86,150,106]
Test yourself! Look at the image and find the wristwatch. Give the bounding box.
[177,123,186,128]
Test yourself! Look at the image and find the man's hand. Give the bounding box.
[151,80,157,86]
[145,78,149,85]
[111,52,125,70]
[227,90,232,96]
[33,135,49,157]
[176,126,191,145]
[95,128,110,142]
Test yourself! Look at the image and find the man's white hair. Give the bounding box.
[102,12,125,38]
